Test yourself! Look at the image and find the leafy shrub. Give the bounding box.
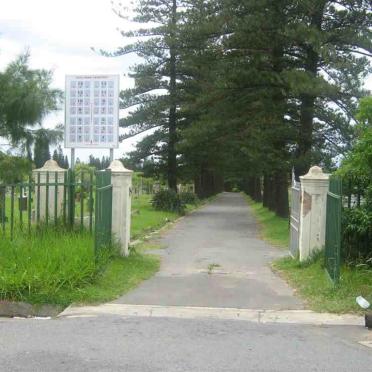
[337,98,372,265]
[151,189,185,214]
[342,207,372,264]
[179,191,199,205]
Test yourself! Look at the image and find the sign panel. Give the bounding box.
[65,75,119,149]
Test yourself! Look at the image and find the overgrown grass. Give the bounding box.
[0,193,204,307]
[274,255,372,314]
[131,194,179,239]
[130,194,203,239]
[54,252,160,306]
[0,228,160,306]
[0,230,106,304]
[244,195,289,248]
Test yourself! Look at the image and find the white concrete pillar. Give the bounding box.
[299,166,330,261]
[32,160,67,221]
[107,160,133,256]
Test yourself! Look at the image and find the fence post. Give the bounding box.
[298,166,330,261]
[32,160,67,223]
[107,160,133,256]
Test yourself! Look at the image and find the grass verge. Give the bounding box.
[244,194,372,314]
[274,255,372,314]
[0,228,161,307]
[0,193,204,308]
[56,252,160,306]
[131,195,178,239]
[244,195,289,248]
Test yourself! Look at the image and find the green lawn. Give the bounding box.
[274,256,372,314]
[244,195,289,248]
[131,194,178,239]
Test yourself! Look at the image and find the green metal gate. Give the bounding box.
[94,170,113,252]
[324,176,342,284]
[0,169,95,239]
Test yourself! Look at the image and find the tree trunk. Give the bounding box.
[267,176,277,212]
[167,0,178,191]
[263,175,270,208]
[253,177,262,202]
[248,177,255,199]
[274,171,289,218]
[194,173,202,198]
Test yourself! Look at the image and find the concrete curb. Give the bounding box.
[0,301,64,318]
[59,303,364,326]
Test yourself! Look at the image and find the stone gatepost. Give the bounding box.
[299,166,330,261]
[32,160,67,221]
[107,160,133,256]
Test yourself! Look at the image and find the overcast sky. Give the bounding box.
[0,0,139,162]
[1,0,371,162]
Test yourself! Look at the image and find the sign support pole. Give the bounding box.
[71,148,75,170]
[110,148,114,162]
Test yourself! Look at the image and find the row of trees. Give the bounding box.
[111,0,371,217]
[87,155,111,170]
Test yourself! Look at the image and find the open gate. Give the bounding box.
[95,170,113,252]
[289,170,301,258]
[324,177,342,284]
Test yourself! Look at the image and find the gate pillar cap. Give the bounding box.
[107,160,133,174]
[33,159,66,172]
[300,166,329,181]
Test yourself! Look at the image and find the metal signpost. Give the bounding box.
[64,75,120,168]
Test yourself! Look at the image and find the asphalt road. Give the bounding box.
[1,315,371,372]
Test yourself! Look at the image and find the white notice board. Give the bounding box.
[65,75,119,149]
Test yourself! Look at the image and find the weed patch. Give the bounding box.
[274,255,372,314]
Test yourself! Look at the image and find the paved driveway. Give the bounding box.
[116,192,302,309]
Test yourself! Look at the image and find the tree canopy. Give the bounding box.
[110,0,371,217]
[0,53,62,145]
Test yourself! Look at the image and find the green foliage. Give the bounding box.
[52,146,68,169]
[337,97,372,264]
[107,0,371,214]
[151,189,185,214]
[356,96,372,127]
[179,191,199,205]
[33,130,51,168]
[0,153,32,183]
[88,155,110,170]
[107,0,184,189]
[342,207,372,264]
[0,53,62,145]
